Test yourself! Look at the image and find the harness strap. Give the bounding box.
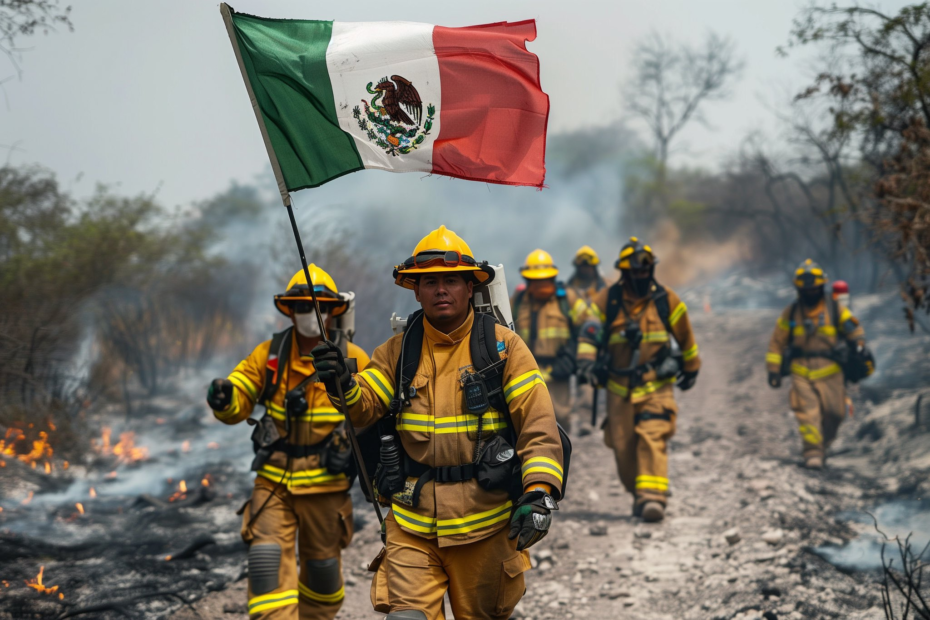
[272,439,330,459]
[634,411,672,424]
[406,458,477,507]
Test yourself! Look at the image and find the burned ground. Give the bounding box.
[1,295,928,620]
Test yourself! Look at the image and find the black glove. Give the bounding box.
[311,341,353,395]
[576,358,597,386]
[550,350,577,381]
[676,369,698,391]
[206,378,233,411]
[768,372,782,389]
[508,489,557,551]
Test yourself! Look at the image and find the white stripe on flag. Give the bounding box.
[326,22,441,173]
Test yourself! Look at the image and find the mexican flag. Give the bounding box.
[220,5,549,195]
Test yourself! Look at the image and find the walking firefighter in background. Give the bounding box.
[512,249,588,432]
[766,260,874,469]
[566,245,608,302]
[206,265,370,619]
[312,226,566,620]
[576,237,700,523]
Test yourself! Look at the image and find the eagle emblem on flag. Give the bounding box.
[353,75,435,156]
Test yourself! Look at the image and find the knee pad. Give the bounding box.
[248,543,281,595]
[386,611,428,620]
[304,557,341,595]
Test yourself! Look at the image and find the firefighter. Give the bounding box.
[206,265,370,620]
[576,238,700,523]
[766,260,870,469]
[512,249,587,432]
[312,226,564,620]
[567,245,608,302]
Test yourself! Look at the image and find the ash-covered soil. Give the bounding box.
[3,298,928,620]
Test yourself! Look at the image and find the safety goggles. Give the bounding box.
[575,254,597,265]
[400,250,478,270]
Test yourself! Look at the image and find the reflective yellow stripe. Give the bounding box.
[792,326,805,336]
[609,331,668,345]
[790,363,841,380]
[606,377,675,399]
[777,317,790,330]
[248,590,298,614]
[669,302,687,327]
[392,504,437,534]
[358,368,394,407]
[298,581,344,604]
[682,343,699,361]
[396,411,507,434]
[437,501,513,536]
[536,326,571,340]
[817,325,837,336]
[503,370,546,404]
[265,402,344,423]
[839,308,852,323]
[766,352,783,365]
[635,475,669,491]
[229,371,259,403]
[344,382,361,406]
[214,392,241,421]
[577,342,598,355]
[570,298,588,323]
[522,456,563,484]
[589,303,606,323]
[257,463,346,487]
[799,424,822,445]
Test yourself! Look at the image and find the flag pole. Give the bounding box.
[222,3,382,527]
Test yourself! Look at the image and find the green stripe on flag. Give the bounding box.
[229,13,364,189]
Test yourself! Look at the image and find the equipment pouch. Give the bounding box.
[779,347,793,377]
[250,415,281,472]
[374,463,407,499]
[653,349,681,380]
[321,431,353,475]
[475,435,520,496]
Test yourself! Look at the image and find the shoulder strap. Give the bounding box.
[555,282,577,340]
[469,312,510,426]
[787,302,798,348]
[599,283,624,349]
[391,310,425,415]
[260,327,293,405]
[652,284,672,334]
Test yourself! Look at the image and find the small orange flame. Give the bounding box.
[94,427,149,463]
[201,477,210,487]
[62,461,69,469]
[25,566,59,595]
[21,491,33,505]
[164,555,172,561]
[181,440,191,453]
[89,487,97,498]
[48,421,57,431]
[207,442,219,450]
[179,480,187,493]
[106,471,117,479]
[168,479,189,502]
[59,592,64,600]
[0,429,55,467]
[75,503,84,515]
[1,460,6,467]
[2,580,9,587]
[44,462,51,474]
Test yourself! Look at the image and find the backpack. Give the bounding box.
[512,282,577,353]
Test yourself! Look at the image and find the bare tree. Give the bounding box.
[623,31,743,209]
[0,0,72,77]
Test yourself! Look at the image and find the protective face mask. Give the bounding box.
[528,281,556,300]
[799,289,824,307]
[295,312,327,337]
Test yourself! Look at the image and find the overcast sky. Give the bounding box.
[2,0,913,207]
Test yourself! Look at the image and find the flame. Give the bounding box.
[164,555,172,561]
[48,421,57,431]
[1,460,6,467]
[21,491,33,505]
[181,440,191,453]
[75,503,84,515]
[168,480,189,502]
[63,461,69,469]
[180,480,188,493]
[25,566,59,595]
[44,462,51,474]
[2,580,8,587]
[201,477,210,487]
[93,427,149,463]
[89,487,97,498]
[106,471,117,479]
[207,442,219,450]
[0,506,4,512]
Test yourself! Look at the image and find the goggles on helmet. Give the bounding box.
[399,250,478,271]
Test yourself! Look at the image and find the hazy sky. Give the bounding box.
[2,0,912,207]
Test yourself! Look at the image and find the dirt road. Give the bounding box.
[179,306,929,620]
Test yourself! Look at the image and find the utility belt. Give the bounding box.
[600,346,680,388]
[249,415,353,478]
[780,343,874,383]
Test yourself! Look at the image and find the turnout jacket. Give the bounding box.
[213,331,370,495]
[512,288,587,365]
[567,274,608,303]
[342,309,564,547]
[766,299,865,381]
[577,283,700,403]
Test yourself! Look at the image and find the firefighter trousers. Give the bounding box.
[370,511,531,619]
[790,372,846,460]
[603,391,677,507]
[239,477,353,619]
[548,379,574,432]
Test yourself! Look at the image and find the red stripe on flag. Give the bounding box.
[432,21,549,188]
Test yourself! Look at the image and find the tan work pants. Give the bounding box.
[603,391,677,507]
[790,372,846,460]
[370,512,531,619]
[548,379,574,432]
[240,477,353,619]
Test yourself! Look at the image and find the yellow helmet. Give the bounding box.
[393,225,494,290]
[520,249,559,280]
[274,264,348,317]
[615,237,658,270]
[573,245,600,266]
[794,259,827,289]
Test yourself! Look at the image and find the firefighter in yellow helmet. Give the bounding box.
[567,245,607,302]
[512,249,588,432]
[576,238,700,522]
[206,264,370,620]
[311,226,564,620]
[766,260,873,469]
